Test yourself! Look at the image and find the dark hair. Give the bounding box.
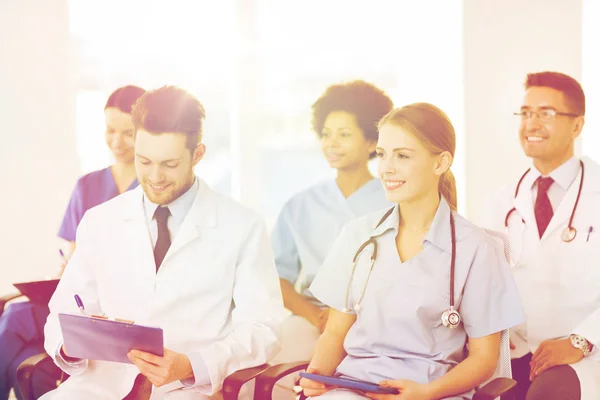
[379,103,457,211]
[104,85,146,114]
[131,85,206,152]
[525,72,585,115]
[311,80,393,158]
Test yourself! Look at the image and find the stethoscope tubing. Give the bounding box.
[504,161,584,239]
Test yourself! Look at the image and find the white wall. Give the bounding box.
[464,0,583,224]
[0,0,78,293]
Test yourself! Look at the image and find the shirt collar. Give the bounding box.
[529,156,580,191]
[143,178,199,225]
[369,197,453,254]
[423,197,453,254]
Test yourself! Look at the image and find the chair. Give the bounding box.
[17,353,269,400]
[0,292,24,317]
[250,329,516,399]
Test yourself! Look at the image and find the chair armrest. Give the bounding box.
[222,364,269,400]
[17,353,54,400]
[254,361,310,399]
[473,377,517,400]
[0,292,24,316]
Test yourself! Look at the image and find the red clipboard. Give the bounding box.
[13,279,60,305]
[58,313,164,364]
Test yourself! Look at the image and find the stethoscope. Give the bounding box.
[504,160,585,244]
[342,207,462,330]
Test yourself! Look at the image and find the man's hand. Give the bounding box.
[128,348,194,387]
[308,307,330,333]
[366,379,432,400]
[529,338,584,381]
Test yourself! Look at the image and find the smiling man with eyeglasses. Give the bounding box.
[482,71,600,400]
[514,72,585,174]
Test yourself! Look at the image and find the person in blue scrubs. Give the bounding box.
[301,103,525,399]
[0,85,145,400]
[271,81,393,397]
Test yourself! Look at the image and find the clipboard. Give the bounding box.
[13,279,60,305]
[299,372,400,395]
[58,313,164,364]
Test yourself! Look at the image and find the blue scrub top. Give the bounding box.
[310,199,524,399]
[58,167,138,241]
[271,178,390,303]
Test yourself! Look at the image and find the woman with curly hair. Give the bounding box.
[270,80,394,397]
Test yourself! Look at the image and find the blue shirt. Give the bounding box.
[58,167,138,241]
[310,199,524,399]
[271,178,390,302]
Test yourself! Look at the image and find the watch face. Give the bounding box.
[570,335,590,355]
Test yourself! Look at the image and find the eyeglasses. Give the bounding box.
[514,109,579,121]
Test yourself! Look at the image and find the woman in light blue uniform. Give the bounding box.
[301,103,524,399]
[271,81,393,396]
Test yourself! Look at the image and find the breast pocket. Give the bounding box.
[158,240,235,296]
[556,233,600,292]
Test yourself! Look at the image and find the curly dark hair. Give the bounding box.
[311,80,393,158]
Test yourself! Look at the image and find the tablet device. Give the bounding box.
[299,372,399,394]
[13,279,60,305]
[58,313,164,364]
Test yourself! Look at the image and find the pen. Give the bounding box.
[74,294,86,316]
[587,226,594,242]
[59,249,65,259]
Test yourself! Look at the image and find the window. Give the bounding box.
[69,0,464,224]
[583,0,600,162]
[69,0,235,195]
[252,0,465,223]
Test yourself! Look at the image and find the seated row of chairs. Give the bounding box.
[2,292,517,400]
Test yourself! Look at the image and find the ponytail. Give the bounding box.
[439,170,457,211]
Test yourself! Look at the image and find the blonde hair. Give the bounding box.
[378,103,457,211]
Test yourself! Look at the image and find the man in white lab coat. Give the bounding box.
[42,86,283,399]
[482,71,600,400]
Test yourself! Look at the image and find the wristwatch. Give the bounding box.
[569,334,592,356]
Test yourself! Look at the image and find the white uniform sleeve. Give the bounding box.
[44,213,101,376]
[271,205,301,285]
[309,223,365,313]
[190,216,284,395]
[460,237,525,338]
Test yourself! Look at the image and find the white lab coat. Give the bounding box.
[481,156,600,400]
[43,180,283,399]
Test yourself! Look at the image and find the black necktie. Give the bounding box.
[535,176,554,238]
[153,206,171,271]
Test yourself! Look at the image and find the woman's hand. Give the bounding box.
[366,379,433,400]
[299,368,335,397]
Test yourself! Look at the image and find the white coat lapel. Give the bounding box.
[161,180,217,264]
[542,166,582,241]
[513,172,537,231]
[121,187,157,282]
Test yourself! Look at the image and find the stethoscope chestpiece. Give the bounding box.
[441,307,461,329]
[562,227,577,243]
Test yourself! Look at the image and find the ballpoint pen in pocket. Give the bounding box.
[586,226,594,242]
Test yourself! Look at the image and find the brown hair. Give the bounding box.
[378,103,457,210]
[131,85,206,152]
[104,85,146,114]
[525,71,585,115]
